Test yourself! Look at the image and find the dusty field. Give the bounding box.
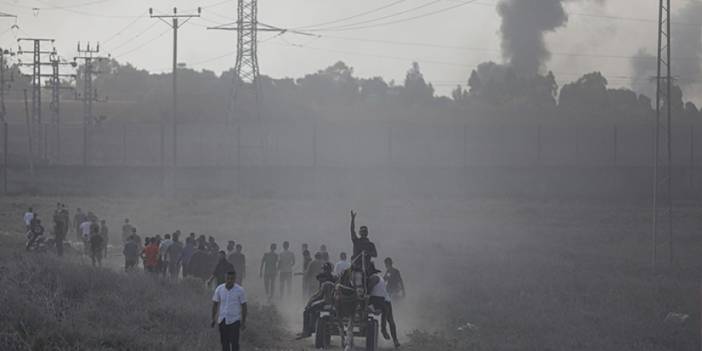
[1,195,700,350]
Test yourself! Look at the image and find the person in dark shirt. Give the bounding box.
[208,251,235,287]
[229,244,246,285]
[123,235,139,272]
[319,244,330,263]
[300,248,312,297]
[89,231,104,267]
[207,236,220,255]
[316,262,336,286]
[260,243,279,300]
[350,210,377,273]
[26,217,45,250]
[383,257,405,300]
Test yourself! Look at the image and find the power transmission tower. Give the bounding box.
[149,7,201,168]
[208,0,286,122]
[652,0,674,271]
[42,51,76,162]
[0,48,15,122]
[17,38,55,161]
[75,42,105,167]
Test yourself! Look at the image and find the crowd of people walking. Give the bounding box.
[22,204,406,350]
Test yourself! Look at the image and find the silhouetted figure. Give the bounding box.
[260,243,279,300]
[350,210,377,273]
[229,244,246,285]
[209,251,235,287]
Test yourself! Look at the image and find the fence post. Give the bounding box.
[3,122,7,194]
[690,124,695,189]
[463,124,468,168]
[42,124,48,162]
[388,125,392,165]
[122,124,127,166]
[312,121,317,168]
[537,124,542,165]
[613,125,618,166]
[574,125,579,165]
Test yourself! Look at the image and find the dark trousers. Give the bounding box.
[279,272,292,297]
[369,297,398,343]
[219,320,240,351]
[302,301,324,336]
[264,274,276,298]
[55,237,64,256]
[382,301,398,343]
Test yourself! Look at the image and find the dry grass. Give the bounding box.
[1,195,701,350]
[0,235,287,351]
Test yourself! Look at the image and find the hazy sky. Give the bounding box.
[0,0,686,95]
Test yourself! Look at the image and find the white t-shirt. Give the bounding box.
[23,212,34,226]
[159,239,173,258]
[212,284,247,325]
[278,250,295,273]
[80,221,93,238]
[334,260,351,275]
[370,273,391,302]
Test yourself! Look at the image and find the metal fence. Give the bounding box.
[4,120,691,169]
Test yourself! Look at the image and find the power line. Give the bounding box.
[293,0,409,30]
[106,21,160,54]
[306,0,479,32]
[304,0,444,31]
[100,15,146,45]
[110,27,170,59]
[311,34,702,63]
[34,0,114,10]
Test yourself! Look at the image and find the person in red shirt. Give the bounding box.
[142,238,160,274]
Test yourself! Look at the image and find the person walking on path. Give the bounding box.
[278,241,295,298]
[260,243,279,300]
[121,219,134,243]
[209,251,235,287]
[123,235,139,272]
[211,271,247,351]
[142,238,160,274]
[334,252,351,276]
[99,220,109,257]
[73,208,86,242]
[23,207,34,233]
[167,233,184,279]
[229,244,246,285]
[89,229,104,267]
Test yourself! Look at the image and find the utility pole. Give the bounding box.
[652,0,674,271]
[149,7,201,168]
[0,48,14,194]
[17,38,54,161]
[75,42,104,167]
[42,50,76,163]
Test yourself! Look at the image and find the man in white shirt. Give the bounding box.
[368,266,400,348]
[277,241,295,298]
[23,208,34,232]
[211,271,247,351]
[334,252,351,276]
[79,220,93,255]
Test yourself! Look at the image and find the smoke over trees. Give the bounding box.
[497,0,569,77]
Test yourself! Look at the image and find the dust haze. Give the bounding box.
[1,1,701,351]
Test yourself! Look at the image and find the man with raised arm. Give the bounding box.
[350,210,377,273]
